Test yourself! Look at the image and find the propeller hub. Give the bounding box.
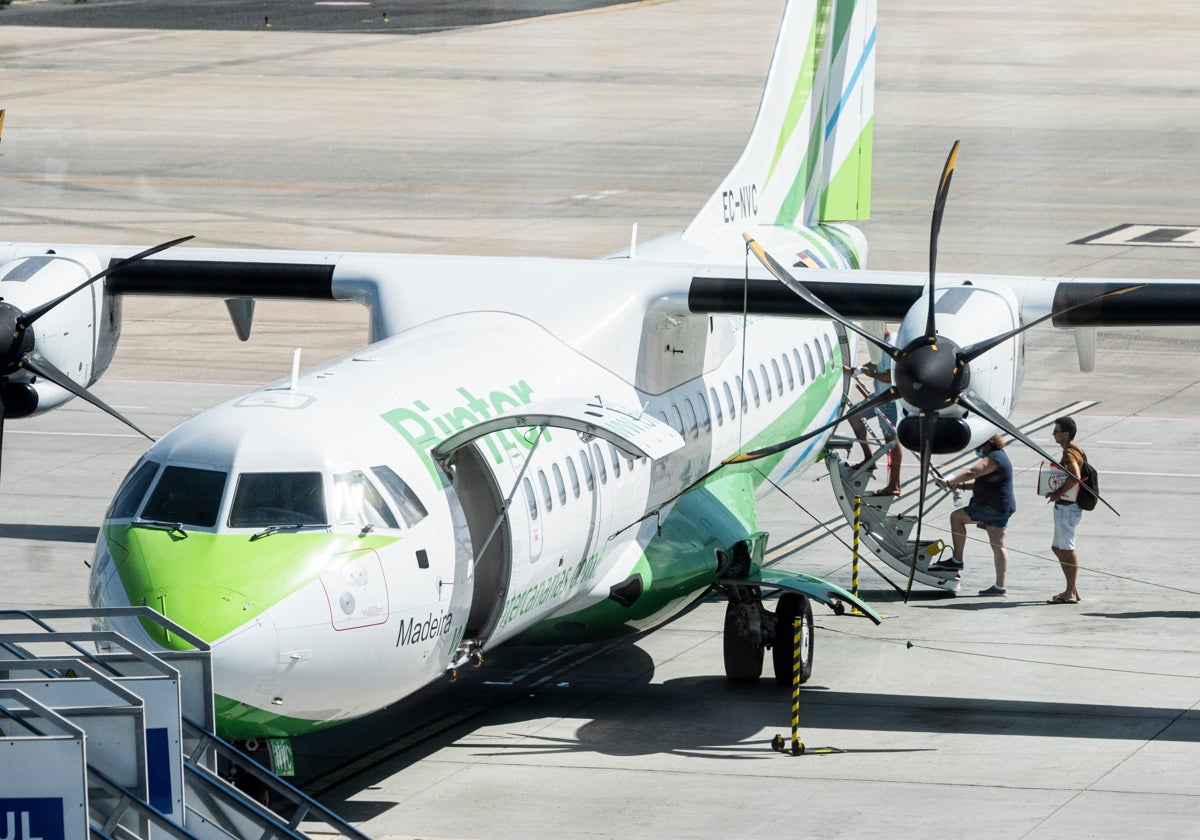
[893,336,970,411]
[0,302,33,374]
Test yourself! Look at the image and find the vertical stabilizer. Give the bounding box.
[681,0,875,252]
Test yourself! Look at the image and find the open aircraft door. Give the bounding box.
[431,398,685,645]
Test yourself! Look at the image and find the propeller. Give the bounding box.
[727,144,1134,597]
[0,236,193,480]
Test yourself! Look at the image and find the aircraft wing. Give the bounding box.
[688,266,1200,328]
[722,568,883,625]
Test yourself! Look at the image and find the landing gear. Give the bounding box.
[722,599,764,681]
[722,590,816,686]
[771,594,813,686]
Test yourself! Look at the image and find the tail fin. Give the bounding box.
[682,0,875,249]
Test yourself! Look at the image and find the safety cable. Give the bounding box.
[819,622,1200,681]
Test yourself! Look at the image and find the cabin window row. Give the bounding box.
[657,334,837,437]
[521,441,638,521]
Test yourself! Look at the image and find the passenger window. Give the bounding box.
[143,465,228,528]
[793,348,806,385]
[670,405,684,435]
[748,370,761,407]
[804,345,816,380]
[566,457,581,498]
[759,364,772,401]
[552,463,567,505]
[538,470,553,511]
[371,465,428,527]
[579,449,595,491]
[609,444,621,477]
[772,359,784,392]
[683,399,699,439]
[593,443,608,484]
[229,471,325,528]
[696,391,711,432]
[736,375,748,412]
[523,477,538,520]
[723,381,736,419]
[108,458,160,519]
[783,354,795,390]
[333,471,398,529]
[824,334,836,370]
[814,339,825,372]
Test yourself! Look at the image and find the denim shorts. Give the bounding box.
[870,399,897,428]
[964,501,1011,530]
[1053,503,1082,550]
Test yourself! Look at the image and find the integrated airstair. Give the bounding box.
[0,608,371,840]
[825,442,961,594]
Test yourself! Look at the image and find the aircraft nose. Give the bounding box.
[138,584,264,650]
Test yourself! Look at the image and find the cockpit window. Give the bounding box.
[143,466,228,528]
[371,465,428,527]
[228,472,325,528]
[333,471,398,530]
[108,458,160,519]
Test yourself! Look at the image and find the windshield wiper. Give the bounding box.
[132,519,188,537]
[250,522,329,541]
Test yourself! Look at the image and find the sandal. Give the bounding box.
[1046,593,1079,604]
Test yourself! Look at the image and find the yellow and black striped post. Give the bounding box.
[770,617,806,756]
[851,495,861,599]
[788,617,804,755]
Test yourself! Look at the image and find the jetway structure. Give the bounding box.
[0,608,372,840]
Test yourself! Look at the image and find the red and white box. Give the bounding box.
[1037,462,1079,500]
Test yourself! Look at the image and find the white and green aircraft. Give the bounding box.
[0,0,1195,746]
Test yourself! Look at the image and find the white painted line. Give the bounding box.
[8,430,145,439]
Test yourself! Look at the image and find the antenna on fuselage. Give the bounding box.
[629,223,638,260]
[290,348,301,390]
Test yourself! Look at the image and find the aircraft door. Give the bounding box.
[448,445,514,642]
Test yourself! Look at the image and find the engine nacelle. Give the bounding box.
[0,250,120,417]
[893,282,1023,454]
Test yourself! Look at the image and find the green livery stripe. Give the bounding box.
[775,95,828,228]
[819,118,873,221]
[105,525,401,647]
[820,223,865,270]
[766,0,833,191]
[830,0,861,68]
[215,695,339,739]
[518,355,843,644]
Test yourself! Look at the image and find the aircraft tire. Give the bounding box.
[772,594,814,686]
[723,601,764,681]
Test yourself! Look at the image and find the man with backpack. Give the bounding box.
[1047,416,1086,604]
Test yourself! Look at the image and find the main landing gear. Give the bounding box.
[723,589,814,686]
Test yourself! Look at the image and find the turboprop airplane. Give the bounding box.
[3,0,1199,756]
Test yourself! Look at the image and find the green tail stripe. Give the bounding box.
[819,118,873,221]
[766,0,834,191]
[775,88,828,227]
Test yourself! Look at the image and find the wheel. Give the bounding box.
[772,594,814,686]
[723,601,764,681]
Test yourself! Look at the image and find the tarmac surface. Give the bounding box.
[3,0,1200,838]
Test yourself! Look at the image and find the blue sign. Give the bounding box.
[0,798,65,840]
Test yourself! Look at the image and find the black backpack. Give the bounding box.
[1075,447,1099,511]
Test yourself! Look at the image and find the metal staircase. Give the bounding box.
[825,445,961,593]
[0,608,371,840]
